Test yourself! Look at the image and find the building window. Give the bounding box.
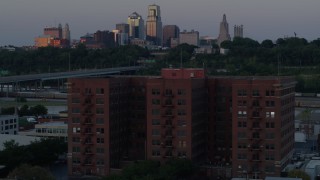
[96,88,104,94]
[266,133,275,139]
[72,117,80,124]
[177,130,186,137]
[177,120,186,127]
[266,112,275,118]
[177,99,186,105]
[152,140,161,146]
[152,99,160,105]
[265,144,275,150]
[72,157,81,164]
[97,138,104,144]
[266,122,275,128]
[96,128,104,134]
[96,108,104,114]
[238,143,247,149]
[265,166,275,173]
[266,90,275,96]
[152,89,160,95]
[252,132,260,139]
[237,100,247,107]
[97,159,104,166]
[252,89,260,96]
[177,109,186,116]
[237,89,247,96]
[96,148,104,154]
[165,89,173,95]
[152,119,160,125]
[72,127,81,133]
[152,149,160,156]
[237,153,247,160]
[152,129,160,136]
[71,108,80,114]
[237,111,247,118]
[96,118,104,124]
[71,98,80,104]
[265,153,275,160]
[252,111,260,118]
[177,89,186,95]
[238,132,246,139]
[72,137,80,143]
[152,109,160,115]
[178,140,187,148]
[72,146,80,153]
[238,121,247,128]
[96,98,104,105]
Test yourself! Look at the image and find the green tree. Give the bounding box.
[8,164,55,180]
[288,169,310,180]
[29,104,48,116]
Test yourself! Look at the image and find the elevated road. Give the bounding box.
[0,66,144,84]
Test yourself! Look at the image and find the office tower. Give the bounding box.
[116,23,129,34]
[179,30,199,46]
[93,30,115,48]
[230,78,295,178]
[44,24,62,39]
[234,25,243,38]
[63,23,71,41]
[146,4,163,45]
[67,70,295,179]
[217,14,231,46]
[127,12,145,39]
[163,25,180,47]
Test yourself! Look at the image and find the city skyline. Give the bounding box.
[1,0,320,46]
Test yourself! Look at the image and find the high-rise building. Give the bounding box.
[67,69,295,179]
[127,12,145,39]
[116,23,129,34]
[231,78,295,178]
[44,24,62,39]
[217,14,231,46]
[162,25,180,47]
[146,4,163,46]
[234,25,244,38]
[179,30,199,46]
[63,23,71,41]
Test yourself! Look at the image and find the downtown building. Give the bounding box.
[67,69,295,179]
[146,4,163,46]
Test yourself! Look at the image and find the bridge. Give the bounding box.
[0,66,144,95]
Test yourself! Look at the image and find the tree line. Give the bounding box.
[1,37,320,92]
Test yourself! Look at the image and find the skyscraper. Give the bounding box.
[63,23,71,41]
[217,14,231,46]
[162,25,180,47]
[127,12,145,39]
[146,4,163,46]
[234,25,244,38]
[116,23,129,34]
[179,30,199,46]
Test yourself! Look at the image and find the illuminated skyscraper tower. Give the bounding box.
[217,14,231,46]
[127,12,145,39]
[63,23,71,41]
[146,4,163,46]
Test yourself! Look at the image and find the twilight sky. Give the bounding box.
[0,0,320,46]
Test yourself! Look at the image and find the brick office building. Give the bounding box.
[67,69,295,179]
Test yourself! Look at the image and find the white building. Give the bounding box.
[0,115,18,135]
[19,122,67,141]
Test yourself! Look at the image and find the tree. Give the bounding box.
[29,104,48,116]
[288,169,310,180]
[261,39,274,48]
[8,164,55,180]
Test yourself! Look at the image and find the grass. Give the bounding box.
[0,99,66,108]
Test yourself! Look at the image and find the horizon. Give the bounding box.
[1,0,320,46]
